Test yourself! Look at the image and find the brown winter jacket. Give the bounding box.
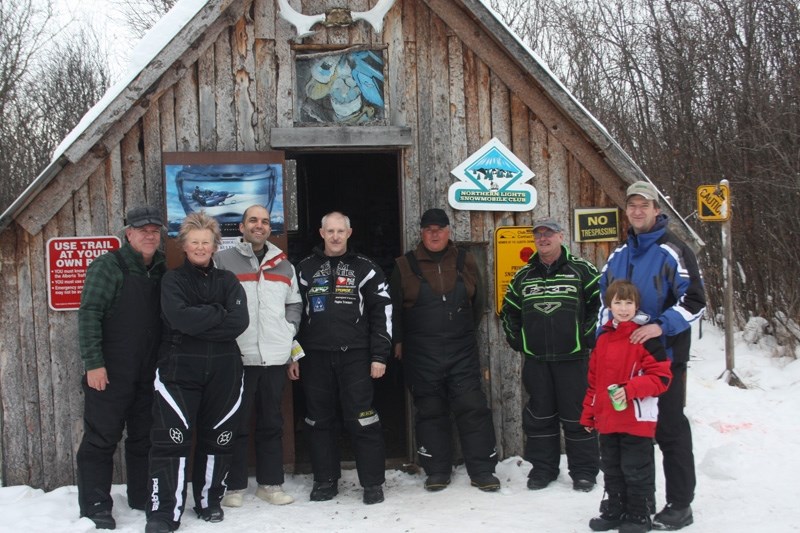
[390,241,484,344]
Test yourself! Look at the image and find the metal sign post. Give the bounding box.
[698,179,745,387]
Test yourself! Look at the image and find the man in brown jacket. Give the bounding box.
[391,208,499,493]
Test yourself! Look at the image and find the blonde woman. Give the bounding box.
[145,212,249,533]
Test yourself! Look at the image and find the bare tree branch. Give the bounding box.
[492,0,800,348]
[112,0,177,38]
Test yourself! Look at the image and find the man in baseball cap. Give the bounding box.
[599,181,706,530]
[501,215,601,493]
[76,204,166,529]
[125,205,165,228]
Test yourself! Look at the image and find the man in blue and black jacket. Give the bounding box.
[598,181,706,531]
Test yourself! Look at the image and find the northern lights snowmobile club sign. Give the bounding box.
[448,137,538,212]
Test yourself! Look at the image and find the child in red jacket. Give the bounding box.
[581,280,672,533]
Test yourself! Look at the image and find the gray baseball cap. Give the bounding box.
[532,217,563,232]
[626,181,658,201]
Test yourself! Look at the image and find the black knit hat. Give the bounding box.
[420,208,450,227]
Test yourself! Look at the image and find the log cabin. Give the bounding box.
[0,0,702,489]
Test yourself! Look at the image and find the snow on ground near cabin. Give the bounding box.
[1,321,798,532]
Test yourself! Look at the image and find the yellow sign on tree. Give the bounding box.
[697,184,731,221]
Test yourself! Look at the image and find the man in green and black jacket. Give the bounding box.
[501,217,600,494]
[76,205,166,530]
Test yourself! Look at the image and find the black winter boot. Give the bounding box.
[310,480,338,501]
[86,510,116,530]
[652,504,693,530]
[620,513,652,533]
[144,519,176,533]
[363,485,384,505]
[620,493,652,532]
[470,472,501,492]
[589,492,625,531]
[424,473,451,492]
[195,505,224,522]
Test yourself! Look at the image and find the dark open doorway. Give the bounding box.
[285,151,408,471]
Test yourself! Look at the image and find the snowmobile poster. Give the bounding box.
[448,137,537,212]
[163,152,284,238]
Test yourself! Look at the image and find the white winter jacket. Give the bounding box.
[214,241,302,366]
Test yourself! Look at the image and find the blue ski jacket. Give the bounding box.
[598,214,706,362]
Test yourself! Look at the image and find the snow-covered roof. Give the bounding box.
[53,0,208,160]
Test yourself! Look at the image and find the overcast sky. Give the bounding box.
[52,0,138,81]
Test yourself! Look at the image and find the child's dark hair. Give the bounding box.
[604,279,641,307]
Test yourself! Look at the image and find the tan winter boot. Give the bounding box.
[256,485,294,505]
[221,489,244,508]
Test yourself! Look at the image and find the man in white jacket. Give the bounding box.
[215,205,302,507]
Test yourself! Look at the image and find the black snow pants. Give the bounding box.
[227,365,288,490]
[300,348,386,487]
[656,362,695,507]
[77,251,161,517]
[521,357,599,482]
[146,338,244,529]
[600,433,655,517]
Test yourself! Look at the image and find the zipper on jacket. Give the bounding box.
[544,272,553,355]
[438,263,447,301]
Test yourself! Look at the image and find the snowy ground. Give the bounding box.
[2,321,798,533]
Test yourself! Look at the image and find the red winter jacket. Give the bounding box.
[580,320,672,438]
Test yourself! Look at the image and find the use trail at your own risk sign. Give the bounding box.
[697,183,731,222]
[449,138,537,211]
[47,236,121,311]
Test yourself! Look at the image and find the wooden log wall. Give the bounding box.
[0,0,620,488]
